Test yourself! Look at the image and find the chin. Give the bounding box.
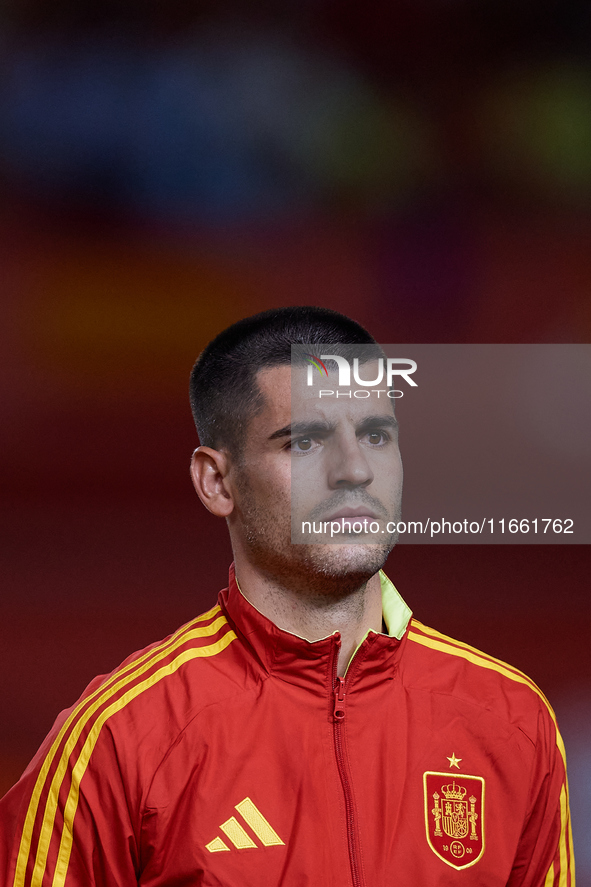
[303,540,395,581]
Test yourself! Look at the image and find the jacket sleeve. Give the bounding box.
[0,693,140,887]
[507,702,575,887]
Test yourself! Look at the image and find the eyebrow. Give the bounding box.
[357,414,399,434]
[268,420,337,441]
[268,414,398,441]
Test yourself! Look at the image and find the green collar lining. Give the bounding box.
[379,570,412,640]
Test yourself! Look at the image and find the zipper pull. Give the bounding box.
[333,676,346,721]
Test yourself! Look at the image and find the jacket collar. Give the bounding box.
[218,564,412,691]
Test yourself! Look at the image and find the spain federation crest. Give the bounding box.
[423,772,485,870]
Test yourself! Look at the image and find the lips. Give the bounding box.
[324,506,380,522]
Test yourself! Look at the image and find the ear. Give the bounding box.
[190,447,234,517]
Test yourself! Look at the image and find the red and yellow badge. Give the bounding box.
[423,772,485,870]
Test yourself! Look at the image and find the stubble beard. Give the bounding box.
[234,470,398,599]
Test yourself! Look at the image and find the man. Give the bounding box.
[0,307,574,886]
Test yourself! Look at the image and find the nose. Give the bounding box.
[326,432,374,490]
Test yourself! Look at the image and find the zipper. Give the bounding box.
[332,642,364,887]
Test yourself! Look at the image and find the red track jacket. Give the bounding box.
[0,567,574,886]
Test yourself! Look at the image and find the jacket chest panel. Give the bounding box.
[139,678,533,886]
[345,688,534,884]
[140,681,350,886]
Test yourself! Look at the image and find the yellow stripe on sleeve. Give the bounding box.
[13,605,225,887]
[407,629,567,767]
[410,619,551,702]
[409,623,574,884]
[558,784,571,887]
[567,802,575,886]
[31,615,230,887]
[51,631,237,887]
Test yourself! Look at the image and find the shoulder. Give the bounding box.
[105,601,238,682]
[86,602,245,730]
[4,603,250,810]
[0,600,248,875]
[403,618,560,751]
[40,603,247,776]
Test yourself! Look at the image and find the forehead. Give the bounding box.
[255,363,396,428]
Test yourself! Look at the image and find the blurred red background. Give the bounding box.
[1,0,590,876]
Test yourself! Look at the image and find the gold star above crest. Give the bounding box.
[447,752,462,769]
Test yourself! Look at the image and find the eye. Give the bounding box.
[365,430,389,446]
[290,437,319,454]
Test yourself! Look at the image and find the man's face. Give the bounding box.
[228,363,403,592]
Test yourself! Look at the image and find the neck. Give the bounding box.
[233,555,384,676]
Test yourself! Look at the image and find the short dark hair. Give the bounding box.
[189,306,378,456]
